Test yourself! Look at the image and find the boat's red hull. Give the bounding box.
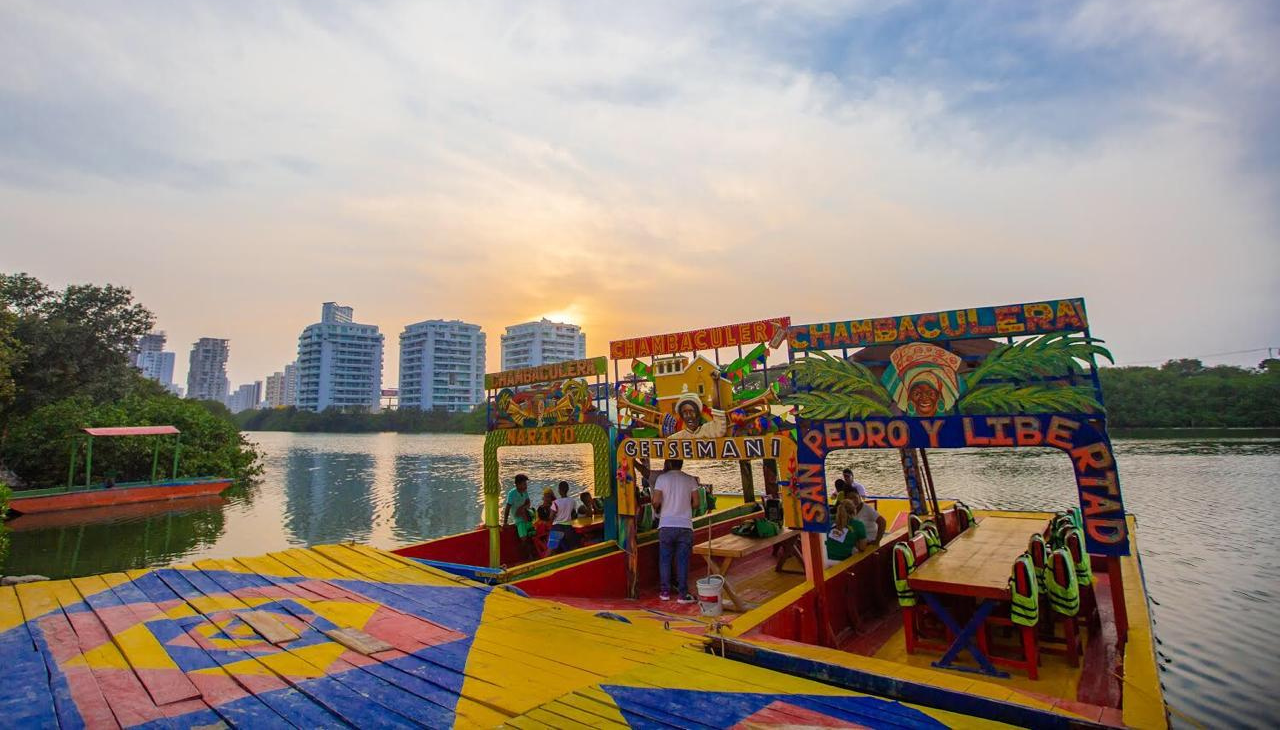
[8,480,232,515]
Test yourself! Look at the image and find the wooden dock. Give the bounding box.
[0,543,1006,728]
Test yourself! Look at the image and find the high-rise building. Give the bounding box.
[297,303,383,412]
[227,381,262,413]
[321,302,353,324]
[500,318,586,370]
[264,371,287,408]
[283,361,299,406]
[133,331,176,392]
[186,338,230,402]
[399,320,485,412]
[264,360,300,408]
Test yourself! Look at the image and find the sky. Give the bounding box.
[1,0,1277,388]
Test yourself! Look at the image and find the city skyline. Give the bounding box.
[2,2,1276,388]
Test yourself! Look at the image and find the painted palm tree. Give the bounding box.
[785,333,1113,419]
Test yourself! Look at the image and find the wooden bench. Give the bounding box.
[693,529,802,611]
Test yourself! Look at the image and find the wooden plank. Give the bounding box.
[193,560,475,728]
[694,529,798,559]
[70,573,204,706]
[909,516,1049,598]
[0,586,62,729]
[185,564,439,729]
[324,627,393,655]
[239,609,302,644]
[13,582,119,729]
[50,578,171,727]
[146,568,366,729]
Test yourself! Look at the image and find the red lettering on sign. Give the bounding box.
[887,420,909,447]
[1079,470,1119,496]
[843,422,865,448]
[1046,416,1079,450]
[963,418,991,446]
[802,428,826,459]
[986,417,1014,446]
[921,419,944,448]
[1014,416,1042,446]
[1086,519,1126,544]
[865,421,887,447]
[1071,441,1114,473]
[1081,491,1122,518]
[824,422,845,449]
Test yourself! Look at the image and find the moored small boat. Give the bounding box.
[7,477,232,515]
[5,425,232,515]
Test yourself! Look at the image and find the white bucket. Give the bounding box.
[696,575,724,617]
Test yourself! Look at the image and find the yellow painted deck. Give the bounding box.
[0,543,1018,728]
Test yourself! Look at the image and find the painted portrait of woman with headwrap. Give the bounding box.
[881,343,964,417]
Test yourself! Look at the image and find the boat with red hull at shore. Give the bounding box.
[5,425,232,516]
[7,477,232,515]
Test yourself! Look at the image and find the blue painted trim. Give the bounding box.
[716,639,1109,729]
[407,558,503,583]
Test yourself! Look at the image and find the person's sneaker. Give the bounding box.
[659,590,671,601]
[677,593,696,604]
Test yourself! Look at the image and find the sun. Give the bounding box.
[537,307,582,325]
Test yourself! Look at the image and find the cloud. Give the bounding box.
[0,0,1276,386]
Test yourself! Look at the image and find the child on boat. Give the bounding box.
[550,481,581,553]
[533,488,556,557]
[502,474,536,561]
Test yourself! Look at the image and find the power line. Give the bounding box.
[1120,347,1277,366]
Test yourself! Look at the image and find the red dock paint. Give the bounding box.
[8,480,232,515]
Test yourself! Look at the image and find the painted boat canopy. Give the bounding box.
[83,425,180,436]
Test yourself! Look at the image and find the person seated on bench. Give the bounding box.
[825,499,868,564]
[849,488,886,546]
[578,490,600,517]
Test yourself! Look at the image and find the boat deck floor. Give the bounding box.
[0,543,1013,728]
[538,547,809,629]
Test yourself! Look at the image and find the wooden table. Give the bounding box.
[907,515,1050,676]
[694,530,803,611]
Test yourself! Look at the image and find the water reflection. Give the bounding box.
[4,498,227,578]
[1,431,1276,728]
[283,449,376,544]
[392,453,480,542]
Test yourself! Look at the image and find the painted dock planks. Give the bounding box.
[0,545,1021,729]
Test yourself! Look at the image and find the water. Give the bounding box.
[4,430,1279,727]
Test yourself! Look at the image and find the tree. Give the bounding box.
[0,273,155,422]
[0,272,259,488]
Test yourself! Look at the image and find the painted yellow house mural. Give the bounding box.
[652,354,736,416]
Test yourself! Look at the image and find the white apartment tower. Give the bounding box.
[283,361,299,406]
[297,303,383,412]
[264,371,287,408]
[399,320,486,412]
[134,332,177,392]
[187,338,230,402]
[500,319,586,371]
[227,381,263,413]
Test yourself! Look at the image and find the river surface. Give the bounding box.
[5,431,1279,728]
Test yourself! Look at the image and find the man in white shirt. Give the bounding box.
[549,481,580,553]
[651,459,701,602]
[842,469,868,498]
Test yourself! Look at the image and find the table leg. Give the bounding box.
[775,537,805,574]
[701,553,749,612]
[921,594,1008,678]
